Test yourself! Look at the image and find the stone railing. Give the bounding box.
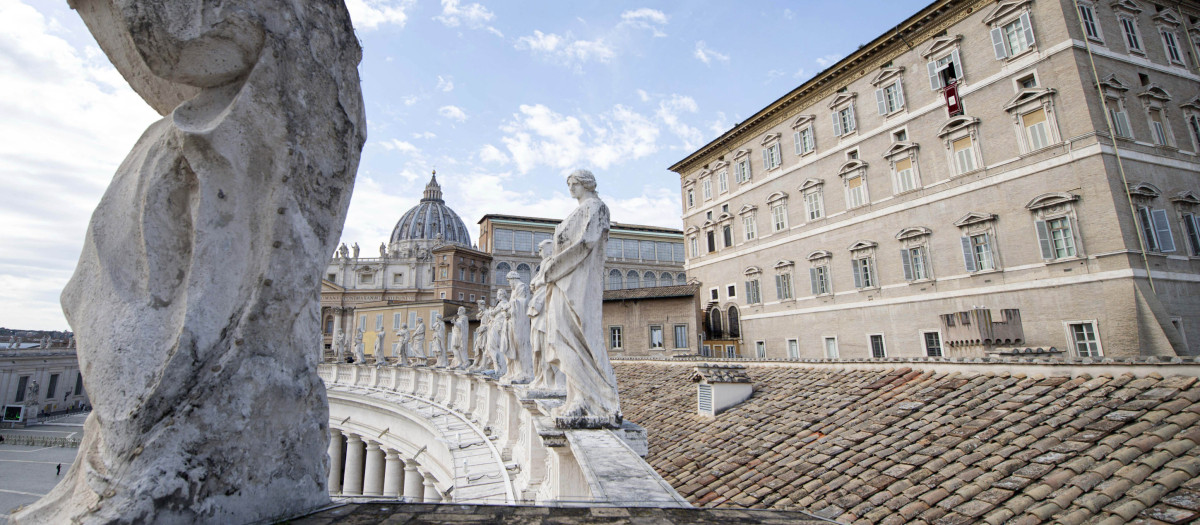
[317,363,688,507]
[0,433,81,448]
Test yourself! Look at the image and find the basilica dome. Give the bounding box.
[389,173,472,247]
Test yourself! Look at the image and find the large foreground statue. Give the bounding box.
[542,170,621,428]
[14,1,366,523]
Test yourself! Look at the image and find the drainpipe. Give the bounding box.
[1071,0,1156,293]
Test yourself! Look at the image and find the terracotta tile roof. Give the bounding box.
[603,284,699,301]
[294,502,831,523]
[693,364,752,384]
[613,361,1200,524]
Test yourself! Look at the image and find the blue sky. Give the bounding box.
[0,0,930,330]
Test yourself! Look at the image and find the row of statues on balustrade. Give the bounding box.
[328,246,563,390]
[5,335,74,349]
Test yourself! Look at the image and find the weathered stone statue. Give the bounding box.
[354,328,366,364]
[374,328,386,365]
[503,271,533,384]
[410,317,427,365]
[394,324,410,366]
[14,2,364,523]
[339,243,350,259]
[25,380,39,403]
[543,170,621,428]
[470,300,490,371]
[450,306,469,369]
[333,329,345,362]
[379,242,388,258]
[431,313,447,367]
[352,242,360,259]
[528,240,563,391]
[485,291,511,377]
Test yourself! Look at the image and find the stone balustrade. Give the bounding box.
[317,363,688,507]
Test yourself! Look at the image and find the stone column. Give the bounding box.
[382,450,403,497]
[327,429,344,494]
[402,460,423,501]
[362,441,385,496]
[342,434,365,495]
[422,473,439,503]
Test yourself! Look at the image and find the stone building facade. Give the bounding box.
[670,0,1200,359]
[603,284,703,357]
[1,346,89,424]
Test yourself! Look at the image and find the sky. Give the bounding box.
[0,0,931,330]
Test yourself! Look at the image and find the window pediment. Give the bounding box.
[921,34,962,59]
[895,226,933,241]
[1138,85,1172,102]
[938,115,980,137]
[954,212,998,227]
[983,0,1033,25]
[1181,97,1200,111]
[791,114,816,129]
[869,67,905,87]
[828,91,857,109]
[702,219,716,228]
[744,266,763,276]
[738,204,758,215]
[1171,191,1200,205]
[711,160,729,169]
[766,191,788,204]
[698,169,711,179]
[838,159,868,176]
[806,250,832,261]
[1025,192,1080,210]
[847,240,878,251]
[798,178,825,192]
[733,148,752,160]
[1127,182,1161,198]
[685,225,700,234]
[716,212,734,223]
[1004,88,1056,112]
[1110,0,1143,15]
[1099,74,1129,94]
[683,178,696,188]
[773,259,795,269]
[884,141,919,158]
[760,133,782,145]
[1153,9,1181,28]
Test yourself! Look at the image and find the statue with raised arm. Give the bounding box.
[503,271,533,384]
[15,2,364,523]
[431,313,447,367]
[449,306,469,369]
[542,170,621,428]
[409,317,427,366]
[528,239,563,390]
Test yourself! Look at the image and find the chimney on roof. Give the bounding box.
[691,363,753,416]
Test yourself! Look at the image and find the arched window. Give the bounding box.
[727,306,741,338]
[608,269,623,290]
[708,308,724,339]
[495,262,511,285]
[677,272,687,283]
[516,263,532,284]
[660,272,674,286]
[324,316,334,334]
[626,270,640,289]
[643,271,657,288]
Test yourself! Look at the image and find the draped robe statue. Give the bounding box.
[353,328,365,364]
[333,329,346,362]
[528,240,562,390]
[14,1,366,523]
[470,300,490,371]
[485,291,510,377]
[374,329,386,365]
[542,170,621,428]
[394,324,410,366]
[431,313,447,368]
[503,271,533,384]
[450,307,469,369]
[409,317,427,365]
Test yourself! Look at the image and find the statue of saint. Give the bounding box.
[374,328,386,364]
[542,170,620,428]
[409,317,427,366]
[450,307,470,369]
[470,300,490,371]
[485,291,510,377]
[333,329,346,362]
[528,240,562,390]
[503,271,533,384]
[394,324,410,366]
[339,243,350,259]
[351,242,360,259]
[353,328,365,364]
[379,242,388,258]
[431,313,447,367]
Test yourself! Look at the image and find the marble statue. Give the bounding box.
[338,243,350,259]
[394,324,410,366]
[503,271,533,384]
[450,307,469,369]
[12,337,21,349]
[69,335,77,349]
[354,328,366,364]
[374,329,386,365]
[470,300,490,371]
[17,0,365,521]
[6,335,15,349]
[333,329,346,362]
[431,313,447,367]
[528,239,563,391]
[25,380,39,403]
[379,242,388,258]
[352,242,360,259]
[410,317,427,365]
[484,291,511,377]
[542,170,621,428]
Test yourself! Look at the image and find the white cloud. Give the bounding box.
[636,89,650,102]
[479,144,510,164]
[794,68,808,79]
[707,111,730,138]
[498,103,660,174]
[401,95,419,106]
[516,30,615,71]
[439,105,469,122]
[784,9,795,20]
[655,95,704,150]
[380,139,420,154]
[434,0,501,35]
[437,75,454,92]
[815,54,842,68]
[619,8,668,37]
[412,131,437,139]
[693,41,729,65]
[345,0,416,31]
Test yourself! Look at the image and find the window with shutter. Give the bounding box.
[1162,31,1183,64]
[1184,213,1200,256]
[1023,108,1050,150]
[894,158,915,193]
[901,248,913,281]
[1078,3,1101,41]
[961,236,977,271]
[952,136,976,173]
[1151,209,1176,252]
[1120,17,1142,52]
[1138,206,1159,251]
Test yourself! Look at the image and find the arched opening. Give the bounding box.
[626,270,640,289]
[660,272,674,287]
[677,272,686,283]
[643,271,657,288]
[324,315,334,334]
[495,262,511,285]
[708,308,724,339]
[727,306,741,339]
[515,263,532,284]
[607,269,623,290]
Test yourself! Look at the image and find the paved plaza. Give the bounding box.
[0,413,85,521]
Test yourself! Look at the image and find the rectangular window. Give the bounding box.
[649,325,664,349]
[1140,207,1176,252]
[999,14,1034,57]
[787,339,799,359]
[1036,217,1077,259]
[47,374,59,398]
[876,81,905,114]
[1189,115,1200,149]
[360,315,368,330]
[1110,105,1132,138]
[923,332,944,357]
[469,294,475,301]
[701,345,711,357]
[833,106,856,136]
[407,312,417,330]
[928,50,961,89]
[717,170,729,193]
[771,203,788,232]
[656,241,673,262]
[809,265,830,295]
[952,136,976,173]
[674,325,688,349]
[706,231,716,253]
[1150,109,1169,145]
[743,214,757,240]
[74,373,84,396]
[15,376,28,402]
[674,243,685,262]
[795,127,815,155]
[726,284,736,298]
[702,179,712,200]
[961,234,995,271]
[894,158,916,193]
[1078,3,1100,40]
[725,345,736,358]
[624,237,640,260]
[606,238,623,259]
[1023,108,1050,150]
[823,337,839,358]
[1183,213,1200,256]
[689,236,699,257]
[640,240,656,261]
[493,228,514,251]
[846,175,866,208]
[1120,17,1142,52]
[746,279,762,304]
[722,225,733,248]
[686,189,695,208]
[735,159,752,183]
[762,144,782,170]
[852,257,875,289]
[610,326,623,350]
[1162,31,1183,63]
[755,341,766,358]
[901,246,929,281]
[775,273,794,300]
[804,190,824,220]
[513,230,533,253]
[870,334,886,358]
[1069,322,1101,357]
[375,314,383,330]
[393,313,402,330]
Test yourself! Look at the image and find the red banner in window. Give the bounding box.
[944,82,963,117]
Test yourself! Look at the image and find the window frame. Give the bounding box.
[717,169,729,194]
[829,92,858,138]
[869,334,887,359]
[793,115,817,156]
[939,116,983,177]
[787,339,800,359]
[609,325,624,350]
[1028,192,1083,262]
[883,142,921,195]
[649,324,664,350]
[986,3,1037,61]
[673,324,689,350]
[742,211,758,241]
[761,134,783,171]
[807,251,834,297]
[849,241,879,291]
[732,151,752,184]
[744,273,762,305]
[1119,14,1144,54]
[922,35,965,90]
[1064,320,1103,357]
[921,330,944,357]
[1076,0,1104,43]
[1160,28,1184,65]
[767,192,789,232]
[823,336,839,359]
[800,178,825,222]
[956,212,1001,273]
[840,160,870,209]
